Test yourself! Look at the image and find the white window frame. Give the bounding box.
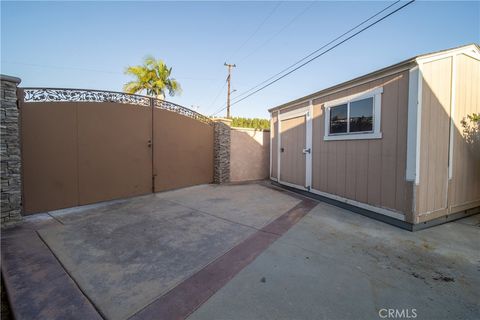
[324,87,383,141]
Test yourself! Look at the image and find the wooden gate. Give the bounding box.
[20,88,214,214]
[153,106,214,192]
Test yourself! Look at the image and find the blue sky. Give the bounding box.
[1,1,479,118]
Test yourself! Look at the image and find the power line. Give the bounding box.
[1,60,217,81]
[227,1,283,61]
[207,1,282,113]
[210,1,400,116]
[230,0,400,104]
[231,0,415,108]
[212,0,414,116]
[238,1,316,63]
[208,79,227,109]
[1,61,122,74]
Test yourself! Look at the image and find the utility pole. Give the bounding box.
[224,62,236,118]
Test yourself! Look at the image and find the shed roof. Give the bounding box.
[269,43,480,112]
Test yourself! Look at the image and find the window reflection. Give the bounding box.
[350,97,373,132]
[329,104,347,133]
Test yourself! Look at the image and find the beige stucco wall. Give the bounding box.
[230,127,270,182]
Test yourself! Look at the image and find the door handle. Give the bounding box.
[302,148,311,154]
[147,140,152,148]
[281,147,285,153]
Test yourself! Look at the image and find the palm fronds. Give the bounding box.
[123,56,182,98]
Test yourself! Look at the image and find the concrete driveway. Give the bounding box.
[2,183,308,320]
[2,182,479,320]
[189,201,480,320]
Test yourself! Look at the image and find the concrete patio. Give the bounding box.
[190,201,480,320]
[2,183,309,320]
[2,182,479,320]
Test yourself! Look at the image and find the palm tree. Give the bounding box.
[123,56,181,99]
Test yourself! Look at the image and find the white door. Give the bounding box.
[278,104,312,191]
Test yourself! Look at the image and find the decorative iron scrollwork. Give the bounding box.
[154,100,212,125]
[22,88,213,124]
[24,88,151,107]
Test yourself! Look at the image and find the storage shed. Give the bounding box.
[269,44,480,229]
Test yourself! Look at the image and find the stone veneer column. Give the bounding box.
[213,118,232,184]
[1,75,22,225]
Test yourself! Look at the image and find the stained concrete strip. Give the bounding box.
[188,204,480,320]
[1,227,102,320]
[39,201,254,320]
[38,184,301,320]
[129,198,317,320]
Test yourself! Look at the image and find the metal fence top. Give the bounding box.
[21,87,213,125]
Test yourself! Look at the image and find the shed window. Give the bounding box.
[349,97,373,132]
[324,87,382,141]
[329,104,348,133]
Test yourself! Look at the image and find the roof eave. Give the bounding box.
[268,43,480,113]
[268,58,416,113]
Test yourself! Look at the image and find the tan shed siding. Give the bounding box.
[449,54,480,212]
[415,57,452,217]
[271,111,278,179]
[311,71,412,217]
[279,101,309,114]
[395,69,413,221]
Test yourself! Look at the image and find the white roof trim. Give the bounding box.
[270,44,479,113]
[416,44,480,64]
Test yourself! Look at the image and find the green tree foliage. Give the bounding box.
[231,117,270,130]
[124,56,181,99]
[461,113,480,157]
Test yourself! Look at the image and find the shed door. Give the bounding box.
[280,115,307,188]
